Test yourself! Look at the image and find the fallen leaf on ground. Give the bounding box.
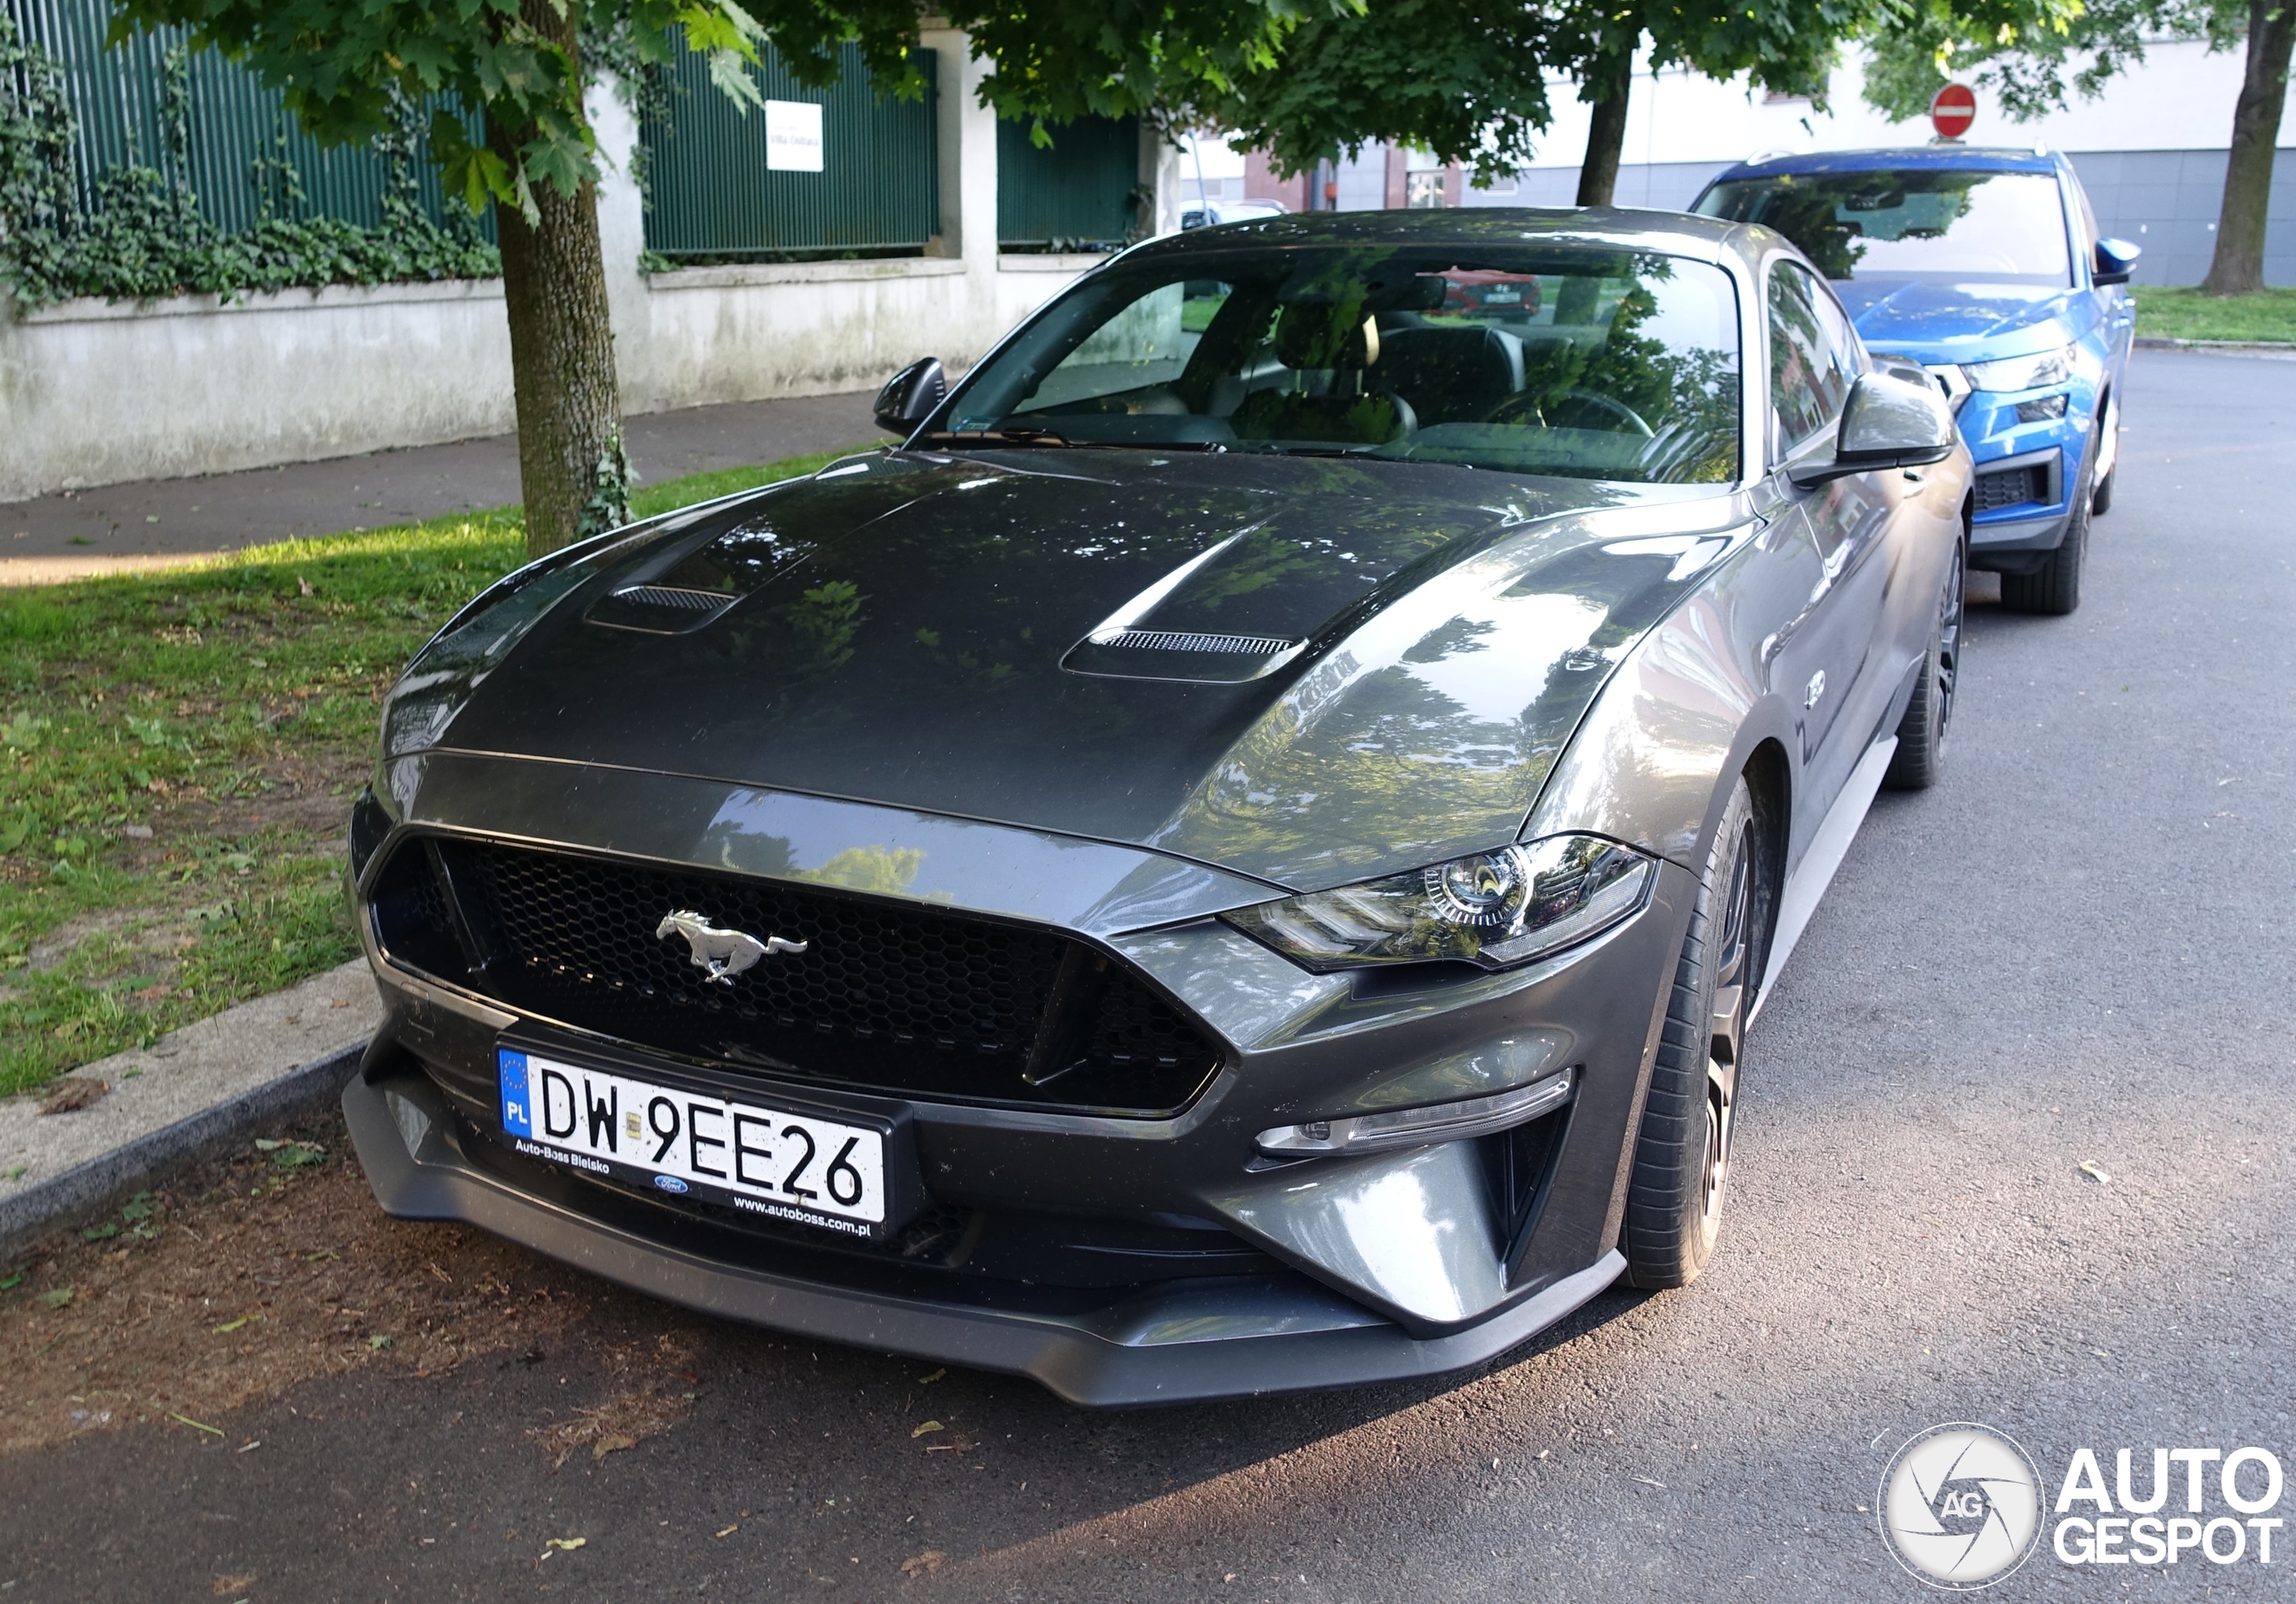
[212,1574,257,1596]
[910,1419,944,1438]
[38,1080,107,1115]
[918,1368,945,1384]
[212,1315,260,1335]
[170,1412,224,1436]
[529,1365,694,1470]
[715,1524,739,1539]
[36,1287,74,1310]
[2078,1160,2111,1184]
[544,1537,586,1552]
[901,1549,947,1577]
[367,1334,393,1350]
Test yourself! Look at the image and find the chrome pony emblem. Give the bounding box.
[654,910,806,984]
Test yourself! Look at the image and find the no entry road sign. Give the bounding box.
[1931,83,1976,140]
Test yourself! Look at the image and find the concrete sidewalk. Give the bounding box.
[0,961,382,1251]
[2,389,883,585]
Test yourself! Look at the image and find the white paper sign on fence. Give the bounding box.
[765,100,824,172]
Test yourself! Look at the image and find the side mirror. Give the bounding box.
[1789,371,1956,489]
[874,357,946,435]
[2092,237,2141,286]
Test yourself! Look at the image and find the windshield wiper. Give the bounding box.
[913,426,1078,448]
[911,428,1227,453]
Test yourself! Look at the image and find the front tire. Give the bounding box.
[2001,425,2095,616]
[1622,779,1764,1289]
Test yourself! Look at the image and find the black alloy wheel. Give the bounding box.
[1884,539,1963,790]
[1622,777,1765,1289]
[1700,817,1755,1229]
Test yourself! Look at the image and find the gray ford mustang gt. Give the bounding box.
[343,209,1969,1405]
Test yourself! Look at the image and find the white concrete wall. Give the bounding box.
[1507,39,2288,175]
[0,28,1131,502]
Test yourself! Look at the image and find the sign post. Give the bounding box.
[1930,83,1976,141]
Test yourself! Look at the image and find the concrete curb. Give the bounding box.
[2135,336,2296,358]
[0,1038,369,1259]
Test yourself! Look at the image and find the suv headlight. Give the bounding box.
[1964,344,2072,392]
[1222,835,1655,972]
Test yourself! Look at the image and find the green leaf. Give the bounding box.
[82,1221,120,1241]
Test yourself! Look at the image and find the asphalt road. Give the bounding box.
[4,350,2291,1602]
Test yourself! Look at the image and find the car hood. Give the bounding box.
[399,450,1748,892]
[1835,278,2089,363]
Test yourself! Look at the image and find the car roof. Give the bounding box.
[1710,146,2064,180]
[1128,205,1752,270]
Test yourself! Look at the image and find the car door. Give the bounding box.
[1761,259,1897,835]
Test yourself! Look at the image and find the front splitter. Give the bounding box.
[344,1063,1626,1408]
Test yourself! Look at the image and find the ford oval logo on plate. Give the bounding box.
[653,1174,690,1194]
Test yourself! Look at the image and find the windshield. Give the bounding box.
[934,245,1742,484]
[1695,169,2071,286]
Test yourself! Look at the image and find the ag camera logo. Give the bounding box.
[1878,1423,2044,1590]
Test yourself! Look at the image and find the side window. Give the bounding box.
[1767,262,1854,455]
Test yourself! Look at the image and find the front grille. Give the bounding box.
[370,836,1222,1116]
[1974,463,2048,512]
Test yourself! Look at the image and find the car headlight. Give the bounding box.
[1964,344,2072,392]
[1222,834,1655,972]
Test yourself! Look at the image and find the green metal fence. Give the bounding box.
[997,115,1140,249]
[9,0,489,238]
[639,43,938,260]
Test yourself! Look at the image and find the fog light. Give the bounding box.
[2013,393,2069,423]
[1255,1067,1577,1157]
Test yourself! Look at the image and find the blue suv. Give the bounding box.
[1693,147,2139,614]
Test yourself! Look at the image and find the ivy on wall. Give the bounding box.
[0,14,499,311]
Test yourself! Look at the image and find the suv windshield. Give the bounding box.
[1695,169,2071,286]
[933,245,1742,484]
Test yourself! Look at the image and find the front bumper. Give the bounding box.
[345,754,1691,1402]
[346,1059,1625,1405]
[1903,361,2101,570]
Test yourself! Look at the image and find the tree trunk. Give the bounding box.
[1575,52,1633,208]
[490,2,626,558]
[2201,0,2296,295]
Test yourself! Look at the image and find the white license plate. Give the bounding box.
[497,1048,886,1237]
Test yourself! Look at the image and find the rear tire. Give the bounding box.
[1622,779,1764,1290]
[1883,539,1963,791]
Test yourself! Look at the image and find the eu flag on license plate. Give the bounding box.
[499,1049,535,1138]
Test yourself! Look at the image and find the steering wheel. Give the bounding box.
[1546,388,1655,438]
[1487,388,1656,438]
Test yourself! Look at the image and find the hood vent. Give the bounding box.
[1062,627,1307,684]
[1092,629,1300,656]
[586,584,741,634]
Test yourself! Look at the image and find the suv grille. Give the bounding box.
[1973,462,2048,512]
[367,837,1221,1116]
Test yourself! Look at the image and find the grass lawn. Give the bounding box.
[0,445,865,1099]
[2130,285,2296,344]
